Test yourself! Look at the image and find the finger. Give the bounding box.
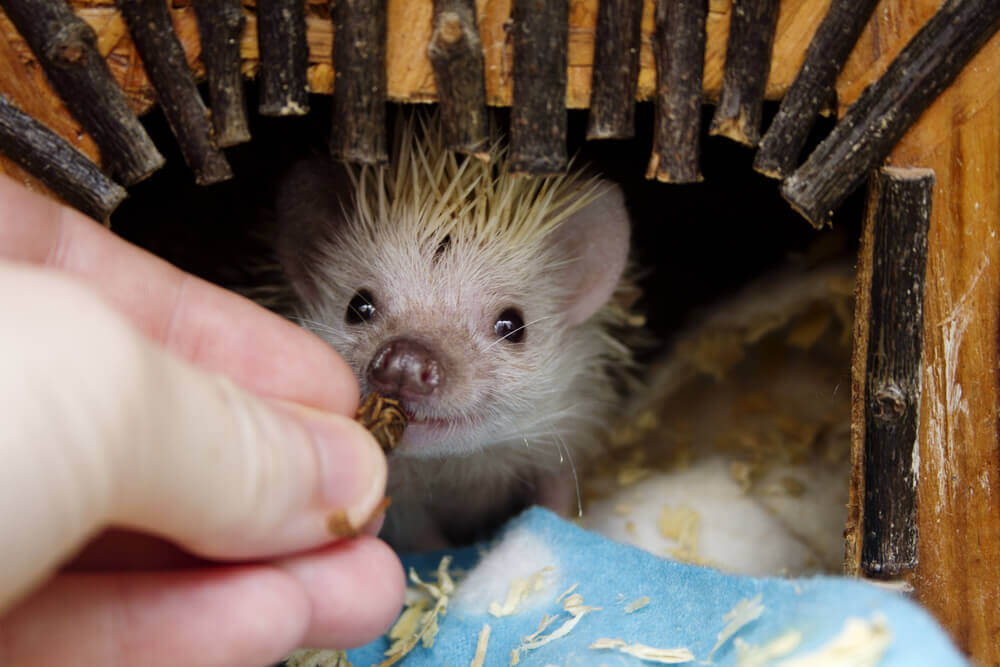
[0,266,385,607]
[0,569,310,667]
[278,536,406,648]
[0,541,404,666]
[0,174,357,416]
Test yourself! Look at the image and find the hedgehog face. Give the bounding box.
[297,232,577,459]
[273,117,632,461]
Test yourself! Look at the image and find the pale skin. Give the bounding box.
[0,175,406,665]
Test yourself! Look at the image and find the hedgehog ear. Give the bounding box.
[273,157,353,303]
[549,181,631,326]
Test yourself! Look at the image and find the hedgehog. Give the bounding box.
[271,114,640,552]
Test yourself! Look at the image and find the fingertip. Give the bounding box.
[281,537,405,649]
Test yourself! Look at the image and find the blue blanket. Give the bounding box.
[345,508,965,666]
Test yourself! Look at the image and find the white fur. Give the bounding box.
[274,114,636,551]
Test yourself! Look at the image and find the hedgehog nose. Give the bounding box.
[367,338,443,400]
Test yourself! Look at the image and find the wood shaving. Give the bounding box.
[589,638,695,663]
[734,631,802,667]
[614,503,634,515]
[776,614,891,667]
[284,649,352,666]
[555,583,579,605]
[377,556,454,667]
[624,596,651,613]
[512,591,601,659]
[488,566,553,617]
[658,505,701,562]
[617,465,651,486]
[707,593,765,662]
[470,624,491,667]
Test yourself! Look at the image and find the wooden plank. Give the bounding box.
[841,1,1000,660]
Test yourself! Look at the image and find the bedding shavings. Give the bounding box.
[657,505,701,562]
[470,624,491,667]
[488,566,553,617]
[624,596,651,613]
[510,591,601,664]
[555,583,578,605]
[706,593,765,662]
[734,631,802,666]
[777,614,891,667]
[589,638,695,663]
[377,556,455,667]
[284,649,352,666]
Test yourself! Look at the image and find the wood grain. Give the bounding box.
[841,1,1000,660]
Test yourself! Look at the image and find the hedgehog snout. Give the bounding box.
[367,337,444,402]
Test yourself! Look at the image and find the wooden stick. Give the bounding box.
[192,0,251,146]
[329,0,388,165]
[115,0,232,185]
[427,0,488,158]
[646,0,707,183]
[753,0,879,179]
[0,94,126,222]
[510,0,568,175]
[257,0,309,116]
[586,0,643,140]
[858,167,934,578]
[708,0,780,147]
[782,0,1000,228]
[0,0,163,185]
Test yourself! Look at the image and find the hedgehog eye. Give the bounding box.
[346,289,376,324]
[494,308,525,343]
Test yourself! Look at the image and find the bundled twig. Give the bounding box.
[115,0,232,185]
[782,0,1000,227]
[0,0,164,184]
[754,0,879,179]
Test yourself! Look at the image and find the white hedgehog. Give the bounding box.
[272,115,639,551]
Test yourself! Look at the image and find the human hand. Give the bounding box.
[0,175,405,665]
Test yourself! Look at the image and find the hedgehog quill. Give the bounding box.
[271,115,640,551]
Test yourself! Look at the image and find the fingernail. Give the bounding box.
[304,413,387,529]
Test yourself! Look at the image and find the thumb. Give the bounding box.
[0,265,387,608]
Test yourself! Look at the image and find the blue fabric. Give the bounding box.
[347,508,965,666]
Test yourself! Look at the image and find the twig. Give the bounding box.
[859,166,934,578]
[708,0,781,146]
[586,0,643,140]
[329,0,388,164]
[646,0,707,182]
[192,0,251,145]
[257,0,309,116]
[0,94,126,222]
[510,0,568,175]
[427,0,489,158]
